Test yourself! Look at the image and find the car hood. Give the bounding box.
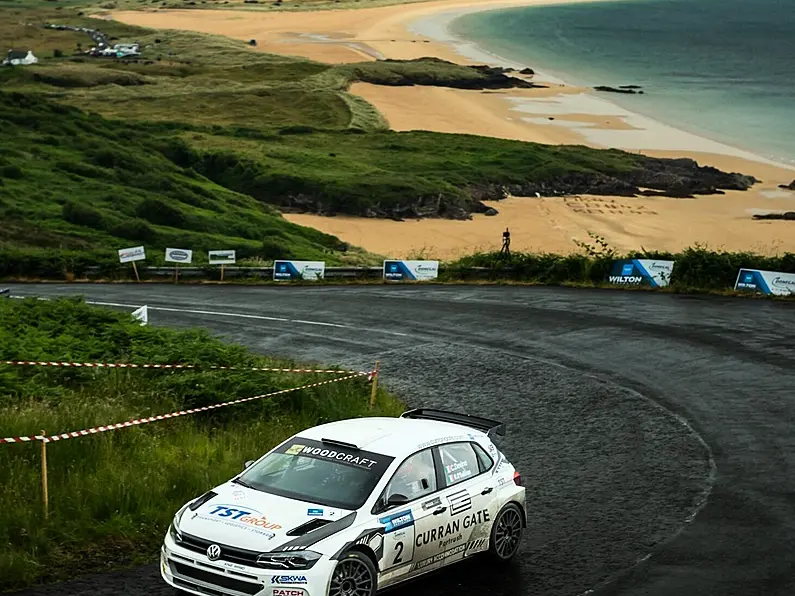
[178,482,352,551]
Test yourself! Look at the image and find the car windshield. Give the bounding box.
[237,437,395,510]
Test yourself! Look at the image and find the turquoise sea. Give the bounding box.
[449,0,795,165]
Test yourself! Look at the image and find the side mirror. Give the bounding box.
[243,460,255,470]
[386,494,409,507]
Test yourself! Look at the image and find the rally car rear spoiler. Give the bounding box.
[401,408,505,437]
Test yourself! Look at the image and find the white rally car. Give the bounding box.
[161,408,526,596]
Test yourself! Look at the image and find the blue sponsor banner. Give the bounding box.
[734,268,795,296]
[607,259,674,288]
[273,260,325,281]
[383,260,439,281]
[378,509,414,533]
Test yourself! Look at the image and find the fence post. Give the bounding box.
[369,360,380,409]
[41,430,49,519]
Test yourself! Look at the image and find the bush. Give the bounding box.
[1,164,23,179]
[62,201,105,229]
[134,197,186,227]
[109,218,156,242]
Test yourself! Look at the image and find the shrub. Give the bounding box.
[62,201,105,229]
[135,197,186,227]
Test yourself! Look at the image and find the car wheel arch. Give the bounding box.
[344,544,380,572]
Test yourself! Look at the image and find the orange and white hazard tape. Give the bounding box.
[1,360,363,375]
[0,371,373,445]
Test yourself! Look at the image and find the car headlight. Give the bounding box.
[255,550,322,570]
[169,504,189,543]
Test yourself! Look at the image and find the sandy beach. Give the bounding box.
[113,0,795,259]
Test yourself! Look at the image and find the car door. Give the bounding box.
[376,448,444,588]
[426,441,497,565]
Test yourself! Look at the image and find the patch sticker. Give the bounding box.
[307,508,324,516]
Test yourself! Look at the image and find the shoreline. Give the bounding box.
[412,2,795,170]
[110,1,795,259]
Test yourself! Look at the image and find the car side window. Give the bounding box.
[437,442,480,487]
[384,448,437,502]
[472,442,494,473]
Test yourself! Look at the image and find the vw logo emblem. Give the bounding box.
[206,544,221,561]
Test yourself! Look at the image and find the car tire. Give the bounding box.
[328,550,377,596]
[487,502,524,563]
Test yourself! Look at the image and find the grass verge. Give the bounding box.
[0,297,403,591]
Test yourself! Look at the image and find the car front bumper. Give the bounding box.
[160,533,336,596]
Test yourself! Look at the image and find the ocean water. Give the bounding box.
[450,0,795,165]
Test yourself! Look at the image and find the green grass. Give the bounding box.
[0,297,403,591]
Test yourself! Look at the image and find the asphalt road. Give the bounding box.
[5,284,795,596]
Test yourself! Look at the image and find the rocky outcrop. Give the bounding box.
[752,212,795,220]
[778,180,795,190]
[353,58,548,90]
[594,85,645,94]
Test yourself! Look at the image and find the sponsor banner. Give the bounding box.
[131,305,148,326]
[273,260,325,281]
[734,268,795,296]
[165,248,193,264]
[118,245,145,263]
[607,259,674,288]
[378,509,414,533]
[208,250,236,265]
[383,260,439,281]
[276,437,394,475]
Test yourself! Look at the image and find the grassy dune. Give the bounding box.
[0,297,402,590]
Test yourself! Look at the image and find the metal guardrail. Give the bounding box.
[80,266,503,280]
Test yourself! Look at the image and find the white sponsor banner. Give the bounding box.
[734,268,795,296]
[273,260,326,281]
[131,305,148,326]
[208,250,236,265]
[118,246,146,263]
[383,260,439,281]
[636,259,675,288]
[165,248,193,264]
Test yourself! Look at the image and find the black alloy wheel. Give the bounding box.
[489,502,524,562]
[328,550,377,596]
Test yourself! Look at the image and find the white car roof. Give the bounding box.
[295,416,486,458]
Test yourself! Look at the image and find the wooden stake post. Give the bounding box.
[175,263,180,284]
[131,261,140,282]
[369,360,380,409]
[221,264,225,282]
[41,431,49,519]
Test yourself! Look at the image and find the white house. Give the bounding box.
[2,50,38,66]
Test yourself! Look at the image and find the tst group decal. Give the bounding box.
[383,260,439,281]
[734,268,795,296]
[607,259,674,287]
[197,504,281,538]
